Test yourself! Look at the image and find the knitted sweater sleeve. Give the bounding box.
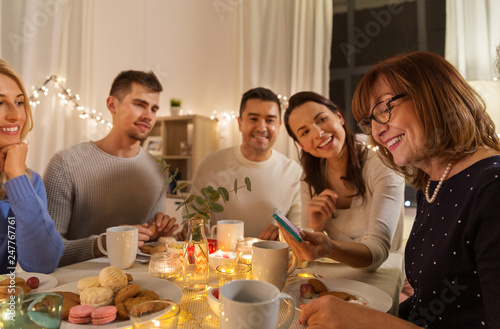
[43,152,95,266]
[5,173,64,273]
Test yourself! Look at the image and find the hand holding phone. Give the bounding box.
[273,208,303,242]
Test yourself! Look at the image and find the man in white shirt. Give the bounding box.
[178,87,302,240]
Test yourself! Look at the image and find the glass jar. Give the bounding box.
[183,218,209,290]
[149,252,182,280]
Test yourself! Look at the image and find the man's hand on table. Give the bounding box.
[93,213,179,258]
[144,212,179,241]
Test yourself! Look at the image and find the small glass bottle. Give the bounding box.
[183,218,209,290]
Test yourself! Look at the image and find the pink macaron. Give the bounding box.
[91,305,117,325]
[68,304,95,324]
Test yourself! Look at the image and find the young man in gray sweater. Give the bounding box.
[44,70,178,267]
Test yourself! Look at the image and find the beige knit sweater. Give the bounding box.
[43,142,165,266]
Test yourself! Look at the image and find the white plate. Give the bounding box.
[17,272,58,293]
[52,274,183,329]
[313,257,340,264]
[282,278,392,313]
[137,241,156,257]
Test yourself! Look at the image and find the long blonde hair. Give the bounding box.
[352,52,500,191]
[0,59,33,199]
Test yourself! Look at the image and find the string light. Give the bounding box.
[210,110,235,125]
[209,93,289,124]
[29,75,113,130]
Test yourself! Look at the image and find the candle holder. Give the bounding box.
[149,252,183,280]
[216,263,251,286]
[235,237,261,266]
[130,300,180,329]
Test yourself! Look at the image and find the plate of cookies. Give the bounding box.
[137,236,179,257]
[51,266,183,328]
[282,278,392,313]
[0,272,58,294]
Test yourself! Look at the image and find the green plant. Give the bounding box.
[170,98,182,107]
[157,157,251,226]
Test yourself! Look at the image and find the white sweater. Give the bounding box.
[191,146,302,237]
[301,151,405,270]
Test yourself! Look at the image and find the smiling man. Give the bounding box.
[179,87,302,240]
[44,70,178,267]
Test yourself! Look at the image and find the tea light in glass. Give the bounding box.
[235,237,260,265]
[216,263,251,285]
[207,239,218,254]
[149,252,182,280]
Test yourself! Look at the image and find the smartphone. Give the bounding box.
[272,208,303,242]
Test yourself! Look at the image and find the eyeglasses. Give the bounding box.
[357,93,407,135]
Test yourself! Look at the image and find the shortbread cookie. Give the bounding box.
[98,266,128,293]
[80,287,114,308]
[77,276,100,294]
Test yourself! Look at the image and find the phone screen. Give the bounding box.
[273,208,303,242]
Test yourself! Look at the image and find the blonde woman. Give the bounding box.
[0,59,64,274]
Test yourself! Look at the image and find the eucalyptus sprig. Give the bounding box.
[157,157,251,225]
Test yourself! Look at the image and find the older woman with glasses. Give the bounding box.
[281,91,405,270]
[280,51,500,328]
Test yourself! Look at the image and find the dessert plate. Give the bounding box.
[17,272,58,293]
[52,274,182,328]
[283,278,392,313]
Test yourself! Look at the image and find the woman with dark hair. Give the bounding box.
[281,52,500,328]
[0,59,64,274]
[282,91,405,270]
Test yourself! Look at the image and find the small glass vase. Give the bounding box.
[183,218,209,290]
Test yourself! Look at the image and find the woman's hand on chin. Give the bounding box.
[0,142,28,179]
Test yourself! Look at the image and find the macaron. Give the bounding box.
[92,305,117,325]
[68,304,94,324]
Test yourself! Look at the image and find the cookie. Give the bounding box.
[0,277,24,286]
[114,284,141,305]
[53,291,81,320]
[124,297,155,312]
[150,246,167,254]
[125,273,134,282]
[115,303,129,320]
[68,305,94,324]
[158,236,176,247]
[80,287,114,308]
[147,223,157,236]
[139,245,154,254]
[136,289,159,300]
[91,305,117,325]
[307,279,327,294]
[98,266,128,293]
[77,276,100,294]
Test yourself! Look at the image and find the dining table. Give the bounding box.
[45,251,404,329]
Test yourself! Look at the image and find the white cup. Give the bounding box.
[252,241,298,291]
[220,279,295,329]
[210,220,244,251]
[97,226,138,269]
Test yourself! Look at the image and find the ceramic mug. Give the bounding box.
[252,241,298,291]
[210,220,244,251]
[220,279,295,329]
[97,226,138,269]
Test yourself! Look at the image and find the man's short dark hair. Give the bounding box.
[239,87,281,118]
[109,70,163,100]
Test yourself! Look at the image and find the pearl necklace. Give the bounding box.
[424,163,452,203]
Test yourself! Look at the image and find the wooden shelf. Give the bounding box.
[146,115,219,194]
